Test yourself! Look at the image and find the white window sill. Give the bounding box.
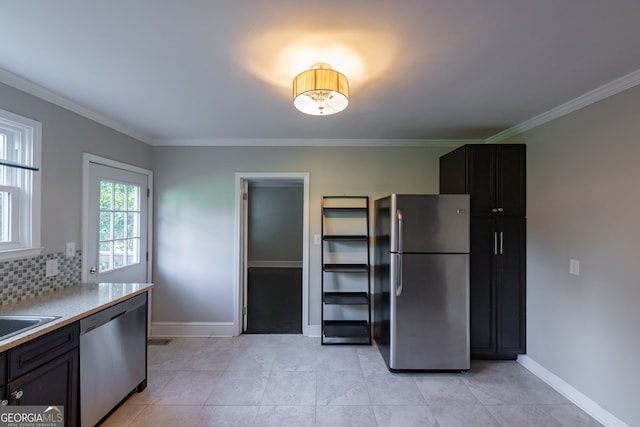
[0,247,44,262]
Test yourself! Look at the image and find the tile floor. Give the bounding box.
[103,335,601,426]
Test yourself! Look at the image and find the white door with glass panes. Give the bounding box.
[86,163,148,283]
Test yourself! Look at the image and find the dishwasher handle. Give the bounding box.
[110,311,126,321]
[80,293,147,335]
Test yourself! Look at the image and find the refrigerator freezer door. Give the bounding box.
[391,194,470,254]
[389,253,470,370]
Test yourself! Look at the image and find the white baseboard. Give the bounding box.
[305,324,321,337]
[517,355,628,427]
[151,322,236,337]
[152,322,322,338]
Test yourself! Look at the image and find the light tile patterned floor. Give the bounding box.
[102,335,601,426]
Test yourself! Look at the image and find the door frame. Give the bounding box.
[81,153,154,283]
[234,172,310,336]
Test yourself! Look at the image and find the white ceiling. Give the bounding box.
[2,0,640,145]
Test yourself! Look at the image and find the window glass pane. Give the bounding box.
[114,183,126,210]
[99,212,112,241]
[127,185,139,211]
[0,135,5,186]
[113,212,125,239]
[100,181,112,210]
[127,238,140,265]
[94,179,142,272]
[0,165,17,187]
[127,212,139,238]
[99,241,112,272]
[113,239,125,268]
[0,191,6,242]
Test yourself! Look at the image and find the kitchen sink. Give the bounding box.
[0,315,60,341]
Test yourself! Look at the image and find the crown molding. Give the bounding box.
[486,68,640,144]
[0,67,152,144]
[150,138,483,147]
[5,63,639,148]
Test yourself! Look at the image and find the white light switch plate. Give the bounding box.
[66,242,75,258]
[46,259,59,277]
[314,234,322,245]
[569,259,580,276]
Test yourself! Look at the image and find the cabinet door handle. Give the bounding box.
[1,399,8,406]
[499,232,504,255]
[497,207,504,212]
[491,208,498,213]
[494,232,498,255]
[11,390,23,400]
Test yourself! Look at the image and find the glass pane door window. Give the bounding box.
[99,180,141,273]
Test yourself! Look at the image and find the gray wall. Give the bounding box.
[152,145,450,324]
[7,73,636,423]
[503,85,640,426]
[248,184,303,263]
[0,82,152,256]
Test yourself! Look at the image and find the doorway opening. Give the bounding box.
[235,173,310,336]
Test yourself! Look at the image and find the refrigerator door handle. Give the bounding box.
[396,209,404,253]
[396,254,403,296]
[396,209,404,296]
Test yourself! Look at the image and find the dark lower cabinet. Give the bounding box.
[469,217,495,354]
[495,217,526,355]
[0,352,5,406]
[0,351,5,386]
[470,217,526,358]
[7,349,78,426]
[5,323,79,427]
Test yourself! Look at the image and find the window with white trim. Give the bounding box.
[0,108,41,259]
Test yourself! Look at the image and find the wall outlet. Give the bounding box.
[45,259,59,277]
[569,259,580,276]
[65,242,75,258]
[314,234,322,245]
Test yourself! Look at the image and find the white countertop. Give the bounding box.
[0,282,154,352]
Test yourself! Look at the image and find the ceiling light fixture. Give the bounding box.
[293,63,349,116]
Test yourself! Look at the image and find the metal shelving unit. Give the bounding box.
[321,196,371,345]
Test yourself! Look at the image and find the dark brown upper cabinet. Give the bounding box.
[440,144,526,218]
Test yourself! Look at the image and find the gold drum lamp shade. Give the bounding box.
[293,63,349,116]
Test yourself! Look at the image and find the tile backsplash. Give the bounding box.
[0,251,82,306]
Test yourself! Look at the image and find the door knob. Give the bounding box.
[89,267,97,275]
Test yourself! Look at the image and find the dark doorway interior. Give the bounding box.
[246,182,303,334]
[247,267,302,333]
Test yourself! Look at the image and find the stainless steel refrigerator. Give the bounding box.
[373,194,470,371]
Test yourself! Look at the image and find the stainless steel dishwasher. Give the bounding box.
[80,293,147,426]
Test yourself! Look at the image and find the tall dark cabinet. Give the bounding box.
[440,144,526,359]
